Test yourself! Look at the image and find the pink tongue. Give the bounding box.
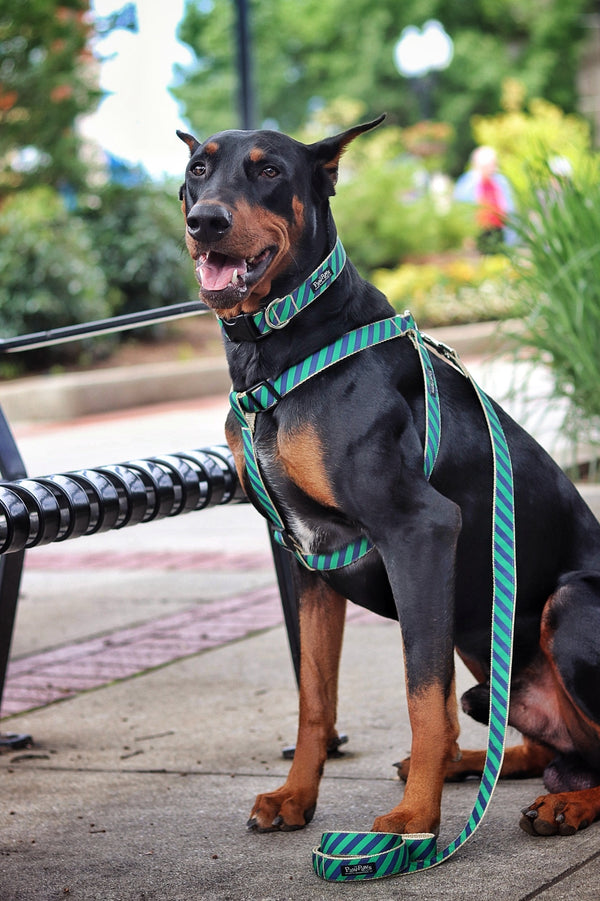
[199,252,247,291]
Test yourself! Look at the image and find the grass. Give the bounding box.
[507,168,600,452]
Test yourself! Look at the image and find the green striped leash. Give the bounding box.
[311,337,517,881]
[229,312,441,570]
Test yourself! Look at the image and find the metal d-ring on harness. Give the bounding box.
[225,240,517,880]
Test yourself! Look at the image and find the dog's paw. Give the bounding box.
[372,805,439,837]
[393,756,411,782]
[519,793,594,837]
[395,751,478,784]
[247,788,316,833]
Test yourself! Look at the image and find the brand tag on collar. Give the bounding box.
[311,267,333,293]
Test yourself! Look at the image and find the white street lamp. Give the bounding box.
[395,20,453,77]
[394,20,453,117]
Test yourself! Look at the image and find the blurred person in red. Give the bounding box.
[454,145,515,252]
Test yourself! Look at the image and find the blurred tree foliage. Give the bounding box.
[0,186,110,370]
[317,114,475,272]
[81,183,197,316]
[0,0,101,198]
[173,0,593,170]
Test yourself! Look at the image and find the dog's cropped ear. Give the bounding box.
[177,129,200,156]
[310,114,386,194]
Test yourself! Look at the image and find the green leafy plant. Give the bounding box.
[373,254,518,325]
[0,0,101,199]
[508,165,600,454]
[472,87,598,204]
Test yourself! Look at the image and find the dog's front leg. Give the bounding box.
[248,571,346,832]
[373,491,462,836]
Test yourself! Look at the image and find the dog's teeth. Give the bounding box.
[232,268,238,284]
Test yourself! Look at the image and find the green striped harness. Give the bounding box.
[225,239,517,880]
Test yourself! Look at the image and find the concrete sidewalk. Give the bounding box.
[1,333,600,898]
[4,620,600,901]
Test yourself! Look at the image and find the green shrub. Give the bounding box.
[508,166,600,450]
[0,187,110,370]
[333,162,476,274]
[373,254,519,326]
[82,182,196,318]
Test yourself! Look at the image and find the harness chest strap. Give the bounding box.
[229,313,441,571]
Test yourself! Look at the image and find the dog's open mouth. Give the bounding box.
[195,247,275,304]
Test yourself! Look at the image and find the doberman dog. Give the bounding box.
[178,117,600,839]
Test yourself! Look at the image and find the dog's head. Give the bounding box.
[177,116,384,317]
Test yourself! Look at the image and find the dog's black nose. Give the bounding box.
[186,203,232,243]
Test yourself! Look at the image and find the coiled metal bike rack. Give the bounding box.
[0,445,244,555]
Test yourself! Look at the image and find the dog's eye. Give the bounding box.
[260,166,279,179]
[190,163,206,177]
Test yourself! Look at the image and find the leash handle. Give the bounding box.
[312,831,437,881]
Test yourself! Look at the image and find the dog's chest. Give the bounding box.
[259,430,334,555]
[227,407,350,557]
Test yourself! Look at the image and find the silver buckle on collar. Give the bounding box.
[264,297,289,329]
[264,291,304,330]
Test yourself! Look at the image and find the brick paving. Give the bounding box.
[3,552,379,718]
[24,548,274,572]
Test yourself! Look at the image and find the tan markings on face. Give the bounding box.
[191,196,302,317]
[181,196,197,258]
[185,228,197,258]
[204,141,219,155]
[277,424,337,508]
[181,190,305,319]
[249,147,265,162]
[292,195,305,230]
